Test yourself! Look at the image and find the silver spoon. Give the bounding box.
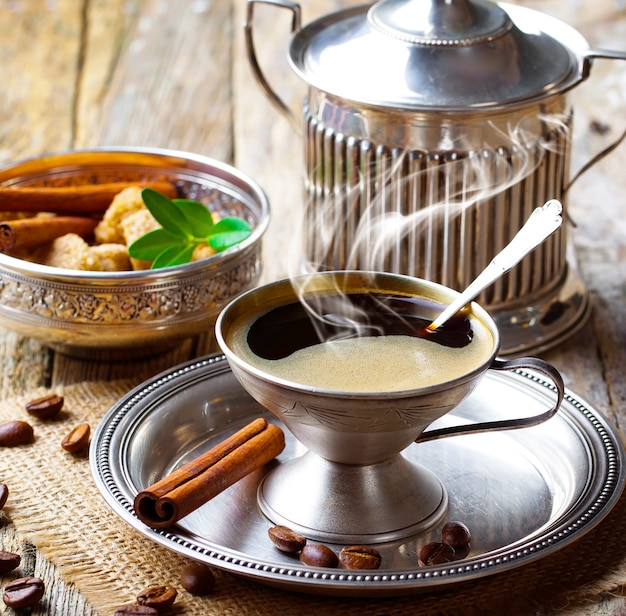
[425,199,563,332]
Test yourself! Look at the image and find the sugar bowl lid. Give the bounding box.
[288,0,590,110]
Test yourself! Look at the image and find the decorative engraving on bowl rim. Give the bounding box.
[90,355,626,595]
[0,253,260,325]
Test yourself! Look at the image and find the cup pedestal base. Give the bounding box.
[257,450,448,544]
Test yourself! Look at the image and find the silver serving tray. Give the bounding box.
[90,354,625,596]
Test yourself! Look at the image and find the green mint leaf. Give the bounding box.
[141,188,194,238]
[173,199,215,237]
[128,228,184,261]
[151,243,197,269]
[132,189,253,268]
[211,217,252,234]
[207,217,252,251]
[207,218,252,251]
[208,230,252,252]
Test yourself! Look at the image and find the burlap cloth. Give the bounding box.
[2,380,626,615]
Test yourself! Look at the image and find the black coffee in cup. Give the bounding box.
[230,291,494,393]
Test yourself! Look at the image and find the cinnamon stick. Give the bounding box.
[0,216,98,252]
[133,418,285,528]
[0,181,177,215]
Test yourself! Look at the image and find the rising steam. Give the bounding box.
[288,112,571,308]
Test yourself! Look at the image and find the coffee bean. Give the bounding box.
[114,605,158,616]
[0,550,21,574]
[268,525,307,553]
[136,585,177,612]
[2,576,45,609]
[452,543,471,560]
[300,543,338,568]
[418,541,455,566]
[25,393,64,419]
[61,422,91,453]
[0,482,8,510]
[441,521,471,548]
[338,545,382,570]
[0,420,34,447]
[180,562,215,595]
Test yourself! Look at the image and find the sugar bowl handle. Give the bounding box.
[244,0,302,132]
[417,356,565,442]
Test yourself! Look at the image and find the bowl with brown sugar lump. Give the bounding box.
[0,147,269,359]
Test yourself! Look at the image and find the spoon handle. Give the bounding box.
[427,199,563,332]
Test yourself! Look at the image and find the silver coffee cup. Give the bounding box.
[216,271,564,543]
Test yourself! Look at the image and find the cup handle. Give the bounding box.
[416,357,565,442]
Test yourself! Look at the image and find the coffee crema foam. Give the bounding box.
[240,329,494,393]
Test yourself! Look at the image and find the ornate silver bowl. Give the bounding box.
[0,148,269,358]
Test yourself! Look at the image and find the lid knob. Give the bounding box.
[368,0,513,46]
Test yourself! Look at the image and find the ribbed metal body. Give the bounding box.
[302,95,572,310]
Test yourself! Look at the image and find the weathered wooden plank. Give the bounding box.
[76,0,235,161]
[1,519,99,615]
[0,334,52,395]
[0,0,82,163]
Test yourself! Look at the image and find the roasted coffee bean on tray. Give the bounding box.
[441,520,471,548]
[300,543,339,568]
[25,393,64,419]
[180,562,216,595]
[61,422,91,453]
[136,585,177,612]
[0,482,8,510]
[418,541,456,567]
[114,605,158,616]
[0,549,21,574]
[451,542,471,560]
[0,420,34,447]
[2,576,45,609]
[268,524,307,553]
[338,545,382,570]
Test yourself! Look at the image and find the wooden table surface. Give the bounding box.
[0,0,624,614]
